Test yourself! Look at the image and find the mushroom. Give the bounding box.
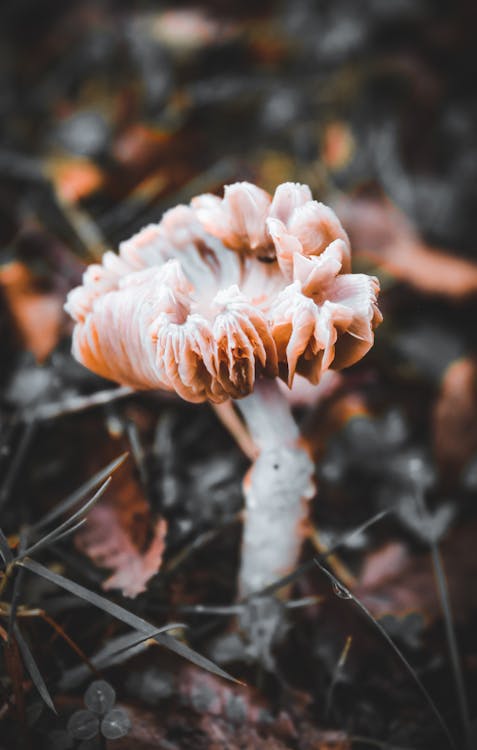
[65,182,382,597]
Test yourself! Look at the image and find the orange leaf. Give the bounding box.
[76,507,167,598]
[340,196,477,299]
[0,261,64,362]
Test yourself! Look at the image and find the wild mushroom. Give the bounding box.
[65,181,381,597]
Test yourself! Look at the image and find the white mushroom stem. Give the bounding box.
[234,378,315,598]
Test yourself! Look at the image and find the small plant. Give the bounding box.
[48,680,130,749]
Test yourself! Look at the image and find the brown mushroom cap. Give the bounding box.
[65,182,382,402]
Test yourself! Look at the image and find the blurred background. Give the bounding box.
[1,1,477,749]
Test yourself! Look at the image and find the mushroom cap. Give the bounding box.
[65,182,382,403]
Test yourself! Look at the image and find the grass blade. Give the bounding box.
[101,626,246,685]
[0,527,13,566]
[106,628,187,660]
[13,622,56,713]
[253,510,390,600]
[19,558,239,683]
[414,488,472,750]
[325,635,352,718]
[45,518,88,547]
[315,561,456,750]
[152,632,244,683]
[33,453,128,532]
[32,386,133,422]
[431,544,472,749]
[0,420,37,512]
[58,631,157,690]
[8,529,29,640]
[19,557,180,632]
[97,630,165,659]
[20,478,111,559]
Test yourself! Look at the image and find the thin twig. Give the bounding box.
[33,453,128,532]
[413,486,472,750]
[55,197,106,261]
[429,544,472,750]
[151,596,322,617]
[29,386,133,422]
[309,526,356,588]
[325,634,352,718]
[125,418,149,490]
[254,509,390,600]
[165,513,241,573]
[211,401,258,461]
[39,612,99,678]
[315,561,457,750]
[19,478,112,560]
[7,529,28,641]
[0,420,37,512]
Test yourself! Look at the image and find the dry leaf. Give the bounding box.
[322,121,355,172]
[74,456,167,598]
[358,520,477,624]
[76,507,167,598]
[0,260,65,361]
[46,157,104,204]
[433,357,477,475]
[303,390,371,462]
[340,195,477,299]
[112,124,176,171]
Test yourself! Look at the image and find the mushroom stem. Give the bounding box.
[234,378,315,597]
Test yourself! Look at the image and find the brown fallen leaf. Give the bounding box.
[432,357,477,475]
[75,454,167,598]
[46,156,104,204]
[0,260,65,362]
[108,123,199,206]
[322,121,356,172]
[357,519,477,624]
[357,541,441,623]
[359,542,410,592]
[339,195,477,299]
[112,124,174,171]
[76,507,167,598]
[302,390,371,463]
